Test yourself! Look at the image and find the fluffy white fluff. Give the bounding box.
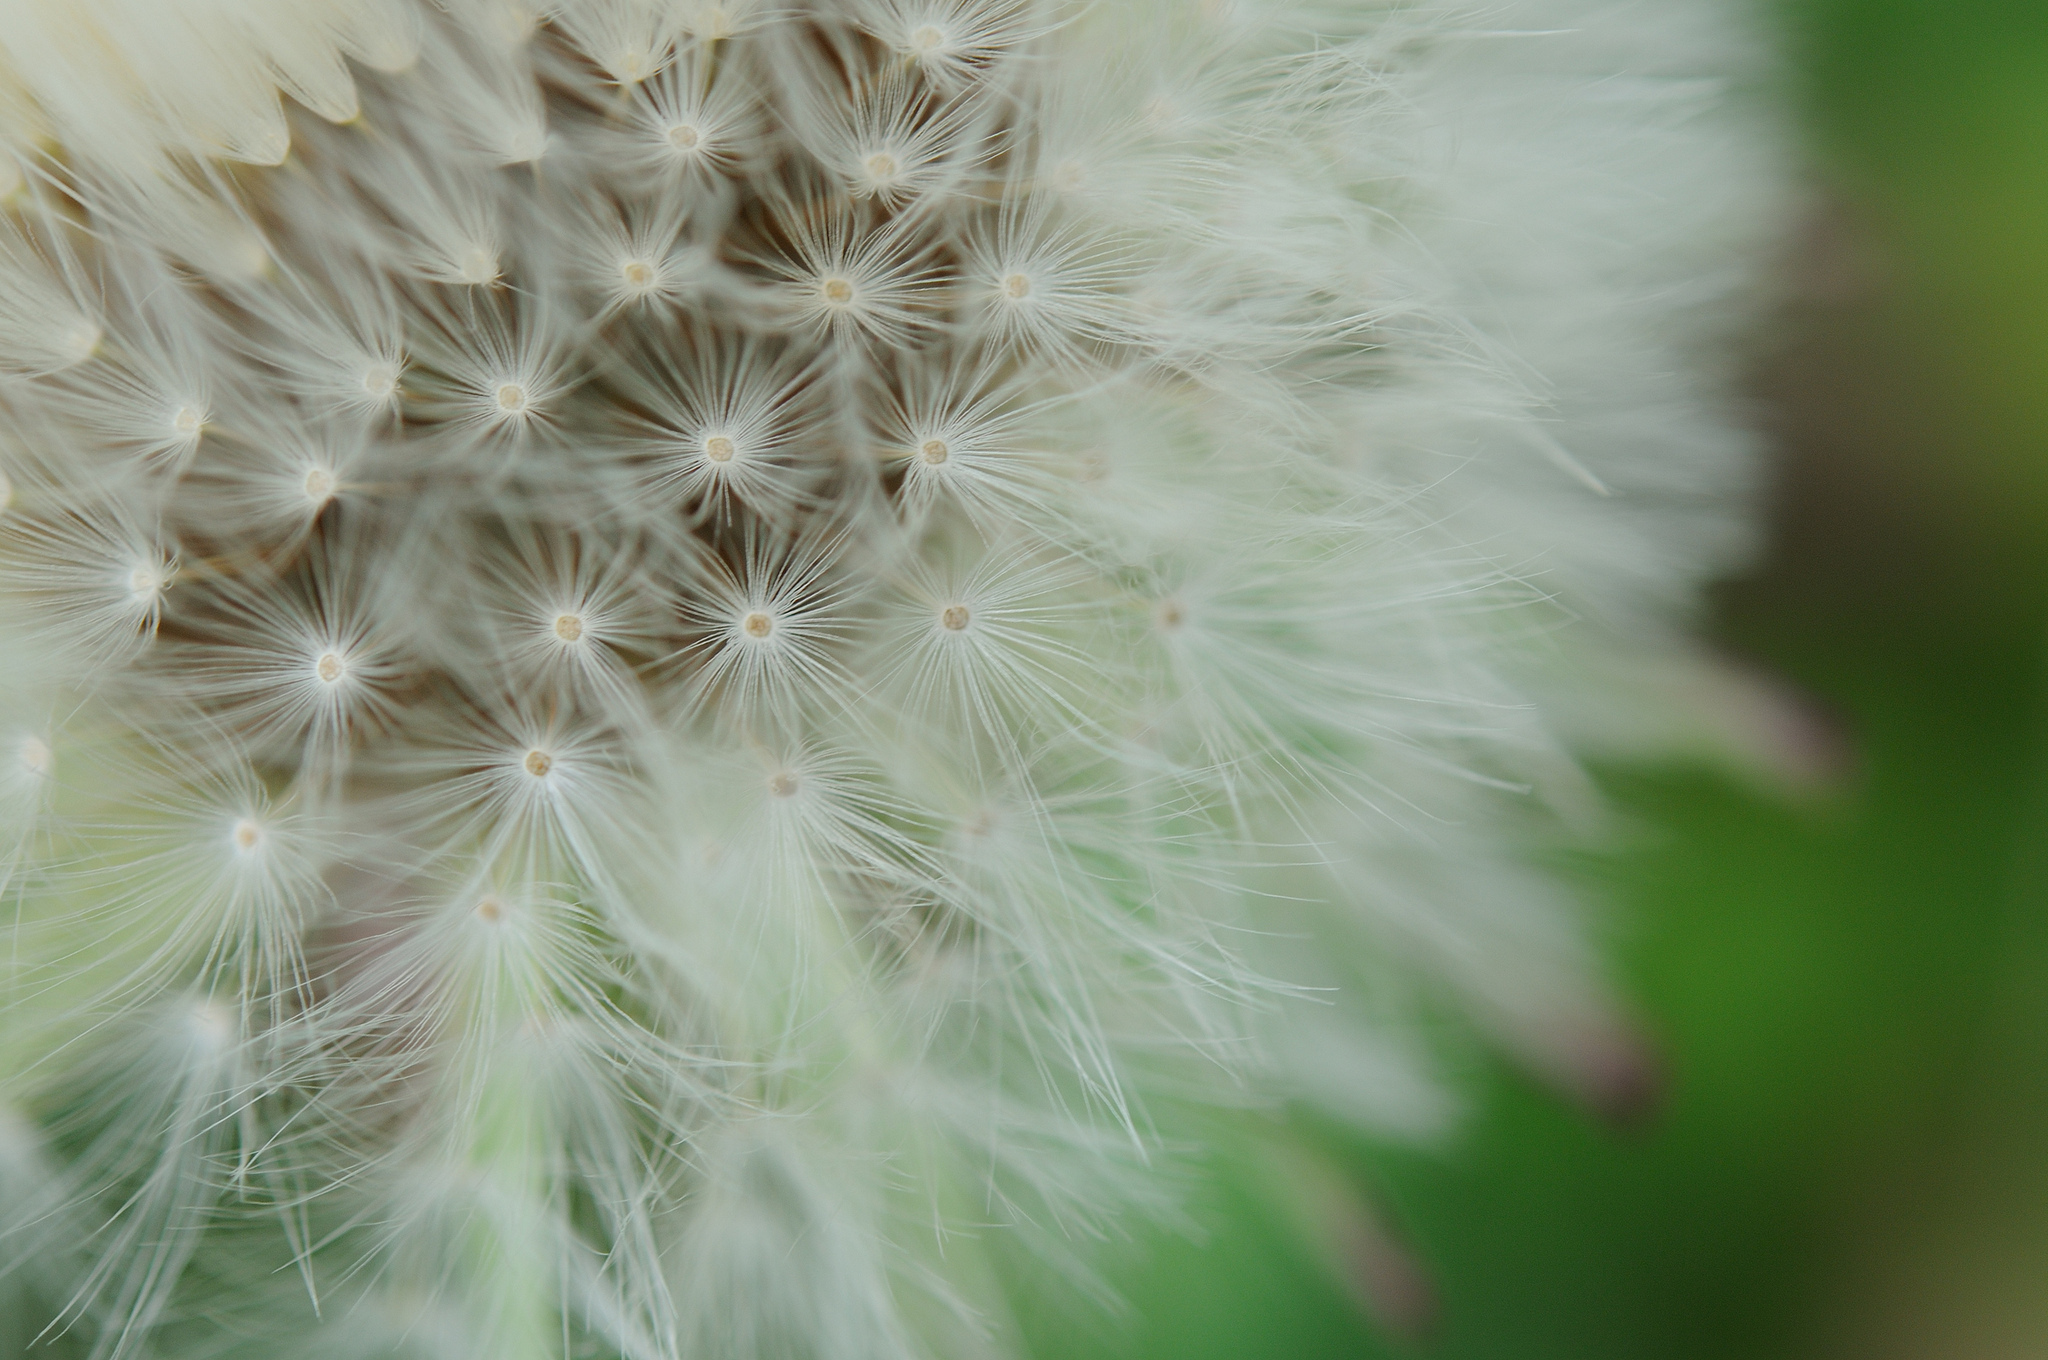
[0,1,1783,1355]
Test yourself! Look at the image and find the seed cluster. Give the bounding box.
[0,1,1778,1354]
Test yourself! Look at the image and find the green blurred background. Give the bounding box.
[1021,2,2048,1356]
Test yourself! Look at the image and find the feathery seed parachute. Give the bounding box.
[0,1,1782,1355]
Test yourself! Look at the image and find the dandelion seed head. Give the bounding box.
[0,0,1785,1352]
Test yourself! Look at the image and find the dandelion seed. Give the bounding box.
[186,1000,237,1049]
[361,363,402,403]
[458,246,502,286]
[128,563,167,606]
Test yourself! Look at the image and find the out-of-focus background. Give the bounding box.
[1017,1,2048,1356]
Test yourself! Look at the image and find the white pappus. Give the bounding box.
[0,1,1786,1357]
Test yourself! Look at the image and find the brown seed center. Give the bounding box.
[941,605,971,631]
